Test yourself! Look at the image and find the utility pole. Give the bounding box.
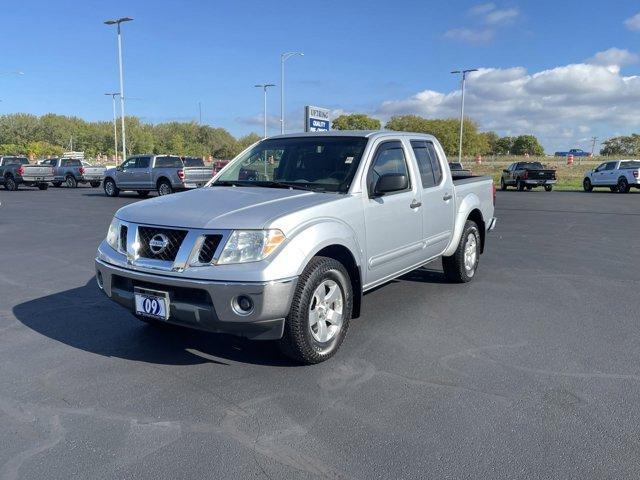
[591,136,598,157]
[451,69,478,163]
[104,17,133,161]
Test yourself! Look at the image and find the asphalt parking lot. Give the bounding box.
[1,185,639,479]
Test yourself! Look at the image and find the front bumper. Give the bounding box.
[95,258,297,340]
[525,179,556,185]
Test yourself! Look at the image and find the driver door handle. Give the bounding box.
[443,193,453,201]
[410,200,422,209]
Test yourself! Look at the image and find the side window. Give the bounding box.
[605,162,617,171]
[137,157,150,168]
[121,158,137,170]
[410,140,442,188]
[595,163,606,172]
[367,141,410,195]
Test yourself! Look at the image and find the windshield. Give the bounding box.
[213,136,369,192]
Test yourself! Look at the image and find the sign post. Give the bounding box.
[304,106,331,132]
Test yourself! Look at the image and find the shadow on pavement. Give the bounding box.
[13,278,293,367]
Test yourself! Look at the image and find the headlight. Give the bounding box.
[217,229,285,264]
[106,217,120,251]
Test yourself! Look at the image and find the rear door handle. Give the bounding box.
[410,200,422,209]
[443,193,453,201]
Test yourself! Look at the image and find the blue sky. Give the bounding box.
[3,0,640,151]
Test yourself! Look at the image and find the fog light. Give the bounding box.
[96,271,104,290]
[232,295,254,315]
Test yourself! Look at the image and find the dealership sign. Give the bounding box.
[304,106,330,132]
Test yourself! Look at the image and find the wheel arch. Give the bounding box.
[156,176,171,188]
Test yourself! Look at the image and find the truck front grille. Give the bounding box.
[137,227,188,261]
[119,225,128,252]
[198,235,223,264]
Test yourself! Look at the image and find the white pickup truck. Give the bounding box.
[95,132,496,363]
[583,160,640,193]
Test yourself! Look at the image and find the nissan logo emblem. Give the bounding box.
[149,233,170,255]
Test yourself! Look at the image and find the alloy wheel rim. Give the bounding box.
[308,279,343,343]
[106,182,113,195]
[160,184,170,195]
[464,233,477,275]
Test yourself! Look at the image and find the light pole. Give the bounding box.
[280,52,304,134]
[104,17,133,161]
[255,84,276,138]
[451,69,478,163]
[104,92,120,160]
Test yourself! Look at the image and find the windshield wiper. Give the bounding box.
[211,180,258,187]
[251,181,321,192]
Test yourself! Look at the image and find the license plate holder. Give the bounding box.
[134,287,170,320]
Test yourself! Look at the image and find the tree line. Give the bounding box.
[332,113,545,157]
[0,113,261,160]
[600,134,640,156]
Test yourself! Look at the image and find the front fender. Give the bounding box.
[261,218,363,280]
[442,193,481,257]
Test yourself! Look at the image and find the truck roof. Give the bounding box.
[268,130,438,142]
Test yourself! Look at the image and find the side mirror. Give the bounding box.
[502,169,509,173]
[116,165,123,171]
[373,173,408,196]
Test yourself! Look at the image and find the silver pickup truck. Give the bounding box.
[95,132,496,363]
[0,156,54,191]
[103,155,214,197]
[40,158,105,188]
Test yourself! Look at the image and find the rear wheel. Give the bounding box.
[610,186,619,192]
[90,181,101,188]
[65,175,77,188]
[38,183,48,190]
[617,177,630,193]
[583,178,593,192]
[526,185,533,190]
[500,177,507,191]
[544,185,553,192]
[442,220,480,283]
[103,178,119,197]
[516,179,525,191]
[278,256,352,364]
[4,176,17,191]
[137,190,150,198]
[157,180,173,196]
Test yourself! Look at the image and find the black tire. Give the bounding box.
[90,181,101,188]
[52,181,62,188]
[442,220,481,283]
[38,183,48,190]
[500,177,507,191]
[617,177,630,193]
[157,180,173,196]
[516,179,525,191]
[544,185,553,192]
[610,186,619,192]
[4,175,17,191]
[526,185,533,190]
[137,190,150,198]
[278,256,353,364]
[103,178,120,197]
[65,175,77,188]
[583,178,593,192]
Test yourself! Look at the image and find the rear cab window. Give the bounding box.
[154,156,182,168]
[183,157,204,167]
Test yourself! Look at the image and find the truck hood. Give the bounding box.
[115,186,341,230]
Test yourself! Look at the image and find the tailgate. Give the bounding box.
[83,167,106,178]
[183,167,214,184]
[527,169,555,180]
[23,166,54,177]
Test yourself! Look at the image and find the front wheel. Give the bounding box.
[103,178,120,197]
[500,177,507,191]
[278,256,352,364]
[442,220,480,283]
[38,183,48,190]
[52,181,62,188]
[65,175,77,188]
[583,178,593,192]
[610,186,619,192]
[544,185,553,192]
[90,181,101,188]
[4,176,17,191]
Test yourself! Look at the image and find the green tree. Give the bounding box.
[494,136,515,155]
[237,133,262,150]
[601,134,640,156]
[332,114,381,130]
[512,135,544,156]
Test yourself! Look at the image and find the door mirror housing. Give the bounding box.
[502,169,509,173]
[373,173,408,196]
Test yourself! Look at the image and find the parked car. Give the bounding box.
[102,155,215,197]
[39,157,105,188]
[583,160,640,193]
[554,148,590,157]
[500,161,557,191]
[95,131,497,364]
[0,156,54,191]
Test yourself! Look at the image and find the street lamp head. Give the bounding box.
[104,17,133,25]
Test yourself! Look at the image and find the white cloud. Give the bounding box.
[587,47,639,67]
[373,49,640,151]
[443,28,494,45]
[469,3,496,16]
[485,7,519,25]
[624,12,640,31]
